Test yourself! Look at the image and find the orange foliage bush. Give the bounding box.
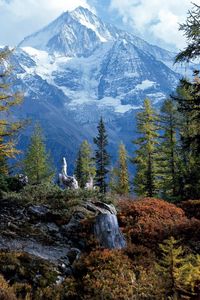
[118,198,189,248]
[125,243,156,268]
[75,250,135,300]
[74,249,164,299]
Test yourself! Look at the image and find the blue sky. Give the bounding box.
[0,0,199,51]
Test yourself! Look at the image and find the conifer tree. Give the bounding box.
[157,237,200,298]
[23,124,54,184]
[172,77,200,199]
[132,99,159,197]
[158,99,180,199]
[175,3,200,63]
[0,48,23,174]
[156,237,184,298]
[109,167,118,194]
[75,149,82,186]
[94,117,110,194]
[173,2,200,199]
[74,140,96,188]
[116,143,130,195]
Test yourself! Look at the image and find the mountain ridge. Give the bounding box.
[7,6,184,171]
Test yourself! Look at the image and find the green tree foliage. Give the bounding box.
[173,2,200,199]
[109,144,129,195]
[118,143,130,195]
[157,237,200,298]
[75,140,96,188]
[94,117,110,194]
[133,99,159,197]
[175,3,200,63]
[23,124,54,184]
[158,99,180,200]
[172,76,200,199]
[109,166,118,194]
[0,48,23,174]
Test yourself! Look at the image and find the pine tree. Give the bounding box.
[94,117,110,194]
[0,48,23,174]
[23,124,54,184]
[158,99,180,200]
[132,99,159,197]
[74,140,96,188]
[175,3,200,63]
[116,143,130,195]
[172,77,200,199]
[173,2,200,199]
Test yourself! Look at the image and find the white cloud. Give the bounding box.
[0,0,92,45]
[110,0,200,50]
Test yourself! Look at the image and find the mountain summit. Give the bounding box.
[19,6,173,61]
[19,7,113,56]
[13,7,181,169]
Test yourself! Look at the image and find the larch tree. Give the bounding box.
[132,99,159,197]
[94,117,110,194]
[23,124,54,184]
[157,237,200,298]
[116,143,130,195]
[158,99,180,200]
[74,140,96,188]
[0,48,23,174]
[109,166,118,194]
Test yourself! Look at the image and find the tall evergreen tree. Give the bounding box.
[23,124,54,184]
[175,3,200,63]
[0,48,23,174]
[94,117,110,194]
[132,99,159,197]
[109,144,130,195]
[158,99,180,199]
[173,3,200,199]
[74,140,96,188]
[117,143,130,195]
[109,166,118,194]
[172,78,200,199]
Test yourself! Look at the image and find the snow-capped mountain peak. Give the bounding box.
[18,6,113,56]
[11,6,187,169]
[70,6,112,42]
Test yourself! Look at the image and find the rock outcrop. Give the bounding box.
[0,196,126,273]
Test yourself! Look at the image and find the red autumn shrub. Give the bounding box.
[179,200,200,220]
[118,198,188,248]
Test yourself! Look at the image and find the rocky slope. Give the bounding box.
[0,189,125,274]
